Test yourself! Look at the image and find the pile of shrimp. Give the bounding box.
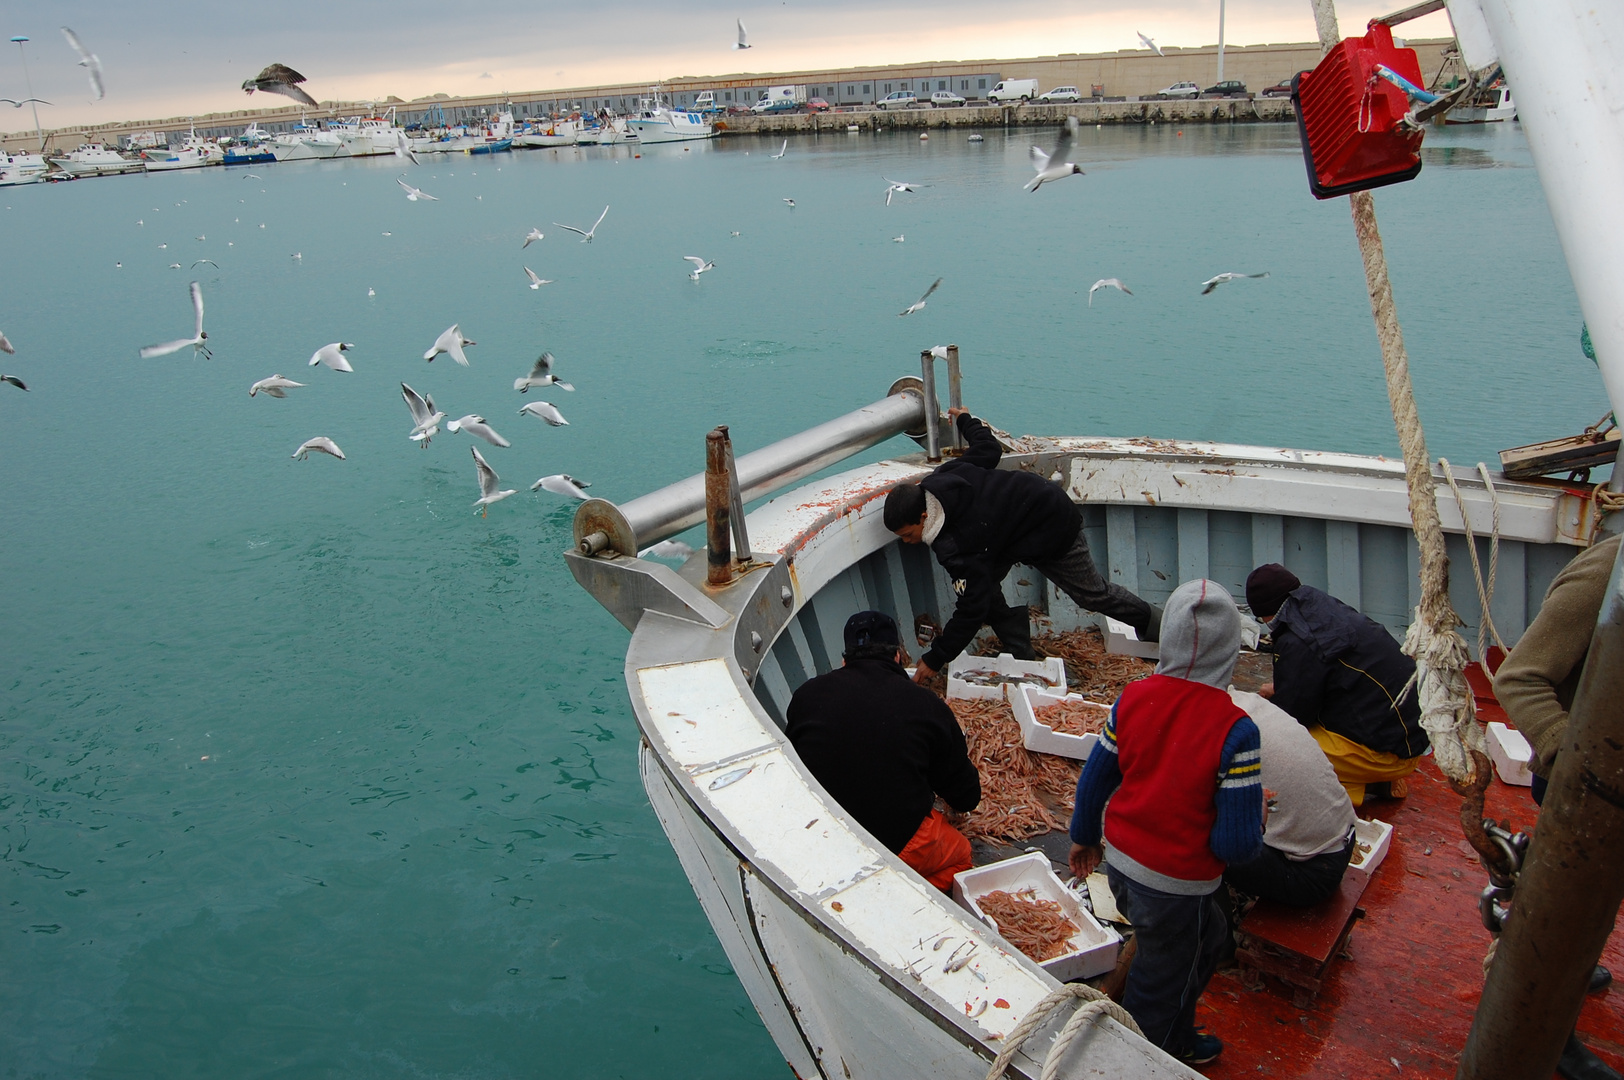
[1035,699,1112,737]
[947,698,1080,843]
[976,888,1079,962]
[1029,628,1153,700]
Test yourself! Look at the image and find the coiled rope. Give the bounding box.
[983,983,1143,1080]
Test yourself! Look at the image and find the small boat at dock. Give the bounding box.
[49,143,143,177]
[625,92,714,144]
[0,150,47,185]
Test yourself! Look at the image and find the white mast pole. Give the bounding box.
[10,36,43,152]
[1217,0,1227,83]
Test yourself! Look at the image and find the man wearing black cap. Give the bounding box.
[884,408,1160,685]
[1246,563,1428,807]
[785,610,981,891]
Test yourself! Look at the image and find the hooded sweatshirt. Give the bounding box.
[1070,579,1264,894]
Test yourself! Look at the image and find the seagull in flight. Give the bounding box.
[401,383,444,446]
[397,176,438,201]
[1088,278,1133,305]
[0,97,52,107]
[471,446,516,516]
[523,227,544,248]
[770,140,787,159]
[1137,32,1165,57]
[292,437,345,461]
[641,539,695,560]
[684,255,715,281]
[249,374,305,398]
[308,342,355,372]
[523,267,554,289]
[1200,271,1270,295]
[448,414,512,447]
[1,374,27,391]
[883,177,920,206]
[140,281,211,358]
[392,128,419,165]
[191,259,219,270]
[0,330,13,354]
[60,28,105,101]
[898,278,942,317]
[243,63,317,106]
[425,325,475,365]
[553,205,608,242]
[1027,117,1084,191]
[783,198,795,208]
[735,18,751,49]
[514,352,574,393]
[892,235,905,243]
[519,401,569,427]
[531,474,591,498]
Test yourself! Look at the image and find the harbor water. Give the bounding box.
[0,122,1601,1077]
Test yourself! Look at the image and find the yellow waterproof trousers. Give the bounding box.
[1308,725,1423,807]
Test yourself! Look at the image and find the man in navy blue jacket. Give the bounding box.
[884,409,1159,684]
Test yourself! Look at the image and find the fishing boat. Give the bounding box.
[0,150,46,185]
[327,114,404,156]
[1445,83,1516,124]
[565,5,1624,1078]
[578,115,634,145]
[516,118,581,148]
[48,143,143,176]
[143,128,225,171]
[270,125,344,162]
[625,91,714,144]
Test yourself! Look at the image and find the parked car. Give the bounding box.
[1159,81,1201,99]
[1038,86,1082,103]
[724,104,752,116]
[804,98,831,112]
[928,90,967,107]
[1261,76,1300,97]
[876,91,918,110]
[1202,80,1249,97]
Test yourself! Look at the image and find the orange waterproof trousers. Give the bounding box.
[900,809,973,892]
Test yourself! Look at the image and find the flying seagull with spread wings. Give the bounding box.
[471,447,516,516]
[60,28,104,100]
[1200,271,1270,295]
[553,205,609,243]
[242,63,317,106]
[1137,32,1165,57]
[735,19,751,49]
[1027,117,1084,191]
[1088,278,1133,306]
[898,278,942,317]
[140,281,210,359]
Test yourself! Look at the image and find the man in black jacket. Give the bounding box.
[785,611,981,891]
[883,409,1159,684]
[1246,563,1430,807]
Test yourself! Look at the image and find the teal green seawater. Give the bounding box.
[0,122,1601,1078]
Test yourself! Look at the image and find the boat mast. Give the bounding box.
[9,36,44,152]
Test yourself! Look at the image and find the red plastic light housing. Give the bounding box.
[1292,22,1426,200]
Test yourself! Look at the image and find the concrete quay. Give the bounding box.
[717,97,1295,134]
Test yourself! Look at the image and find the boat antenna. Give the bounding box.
[10,36,45,152]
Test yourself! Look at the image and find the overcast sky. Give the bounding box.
[5,1,1453,130]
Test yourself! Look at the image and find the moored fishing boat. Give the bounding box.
[625,91,713,144]
[0,150,47,185]
[327,114,404,156]
[516,118,580,148]
[48,143,143,176]
[1445,83,1516,123]
[143,130,224,171]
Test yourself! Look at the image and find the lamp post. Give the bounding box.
[1217,0,1227,84]
[10,35,44,152]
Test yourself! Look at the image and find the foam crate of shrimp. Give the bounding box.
[945,653,1066,703]
[951,851,1121,982]
[1012,685,1109,760]
[1348,817,1394,874]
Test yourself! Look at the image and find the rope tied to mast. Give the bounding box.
[983,982,1142,1080]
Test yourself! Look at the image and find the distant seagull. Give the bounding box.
[292,252,301,260]
[471,446,516,516]
[308,342,355,372]
[249,374,304,398]
[1088,278,1134,305]
[195,234,206,241]
[1200,271,1270,295]
[140,281,211,358]
[735,18,751,49]
[425,324,475,365]
[553,205,608,242]
[61,29,105,101]
[292,437,345,461]
[0,375,26,391]
[0,97,52,108]
[514,352,574,393]
[523,267,554,289]
[158,243,167,249]
[770,140,787,159]
[892,235,905,243]
[367,287,375,297]
[1027,117,1084,191]
[168,263,182,270]
[391,128,420,165]
[783,198,795,207]
[397,176,438,202]
[191,259,219,270]
[243,63,317,106]
[898,277,942,317]
[1138,32,1165,57]
[729,230,740,237]
[641,539,695,560]
[684,255,715,281]
[448,414,512,447]
[401,383,444,446]
[883,177,919,206]
[519,401,569,426]
[0,330,12,354]
[242,173,262,180]
[531,473,591,498]
[523,227,544,248]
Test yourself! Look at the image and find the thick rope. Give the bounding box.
[983,983,1143,1080]
[1309,0,1485,794]
[1439,458,1507,659]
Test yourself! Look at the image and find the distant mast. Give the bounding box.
[10,36,44,152]
[1217,0,1227,84]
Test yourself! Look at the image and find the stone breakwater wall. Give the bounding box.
[717,98,1295,134]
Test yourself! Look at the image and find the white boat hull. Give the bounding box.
[625,117,714,143]
[270,140,342,161]
[50,156,141,176]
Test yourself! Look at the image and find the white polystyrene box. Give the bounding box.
[1348,818,1394,874]
[951,851,1121,981]
[945,653,1066,702]
[1486,722,1535,787]
[1012,684,1105,760]
[1103,617,1160,660]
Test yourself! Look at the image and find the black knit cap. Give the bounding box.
[1245,563,1302,618]
[844,610,901,654]
[883,482,926,532]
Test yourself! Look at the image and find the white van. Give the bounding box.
[987,79,1040,103]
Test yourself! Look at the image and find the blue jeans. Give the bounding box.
[1107,863,1228,1056]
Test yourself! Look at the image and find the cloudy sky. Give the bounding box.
[6,0,1452,129]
